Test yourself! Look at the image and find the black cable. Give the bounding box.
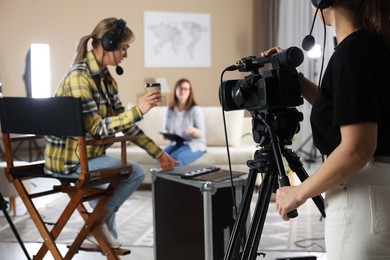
[219,69,251,257]
[219,69,239,218]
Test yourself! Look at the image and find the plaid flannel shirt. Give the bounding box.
[44,51,163,174]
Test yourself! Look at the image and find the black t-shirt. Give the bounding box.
[311,29,390,156]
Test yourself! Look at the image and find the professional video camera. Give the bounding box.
[219,46,305,146]
[219,46,304,112]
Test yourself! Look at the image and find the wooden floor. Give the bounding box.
[0,242,327,259]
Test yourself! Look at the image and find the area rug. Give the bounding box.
[0,191,154,247]
[258,197,325,252]
[0,191,325,251]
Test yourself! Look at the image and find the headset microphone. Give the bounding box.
[302,35,316,52]
[116,65,124,75]
[302,0,334,51]
[112,54,124,75]
[302,8,319,51]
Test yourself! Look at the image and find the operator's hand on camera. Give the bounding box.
[260,46,283,57]
[137,91,163,115]
[275,185,306,221]
[158,152,177,171]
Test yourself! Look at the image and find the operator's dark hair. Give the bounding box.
[334,0,390,51]
[73,17,135,64]
[168,78,198,110]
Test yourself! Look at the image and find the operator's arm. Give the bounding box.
[276,122,377,220]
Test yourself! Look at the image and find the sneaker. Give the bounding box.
[86,224,121,249]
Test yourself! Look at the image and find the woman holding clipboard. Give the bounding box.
[162,78,206,166]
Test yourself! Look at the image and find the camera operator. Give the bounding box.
[262,0,390,259]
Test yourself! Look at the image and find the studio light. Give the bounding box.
[307,43,322,59]
[30,43,51,98]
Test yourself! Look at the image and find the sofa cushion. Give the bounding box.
[203,107,244,147]
[106,145,256,171]
[134,106,245,147]
[241,117,254,145]
[136,106,168,146]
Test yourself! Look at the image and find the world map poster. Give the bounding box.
[144,11,211,68]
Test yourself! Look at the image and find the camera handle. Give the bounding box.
[223,113,325,260]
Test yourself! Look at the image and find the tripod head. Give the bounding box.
[250,107,303,148]
[250,107,305,220]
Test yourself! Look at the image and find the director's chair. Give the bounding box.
[0,97,134,259]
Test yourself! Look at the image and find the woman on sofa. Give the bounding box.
[163,78,206,166]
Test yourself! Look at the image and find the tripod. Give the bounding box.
[0,191,31,260]
[224,109,326,260]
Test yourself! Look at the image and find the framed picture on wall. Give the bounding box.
[144,11,211,68]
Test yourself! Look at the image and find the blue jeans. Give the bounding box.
[164,143,205,166]
[71,155,145,239]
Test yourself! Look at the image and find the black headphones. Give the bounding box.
[311,0,334,9]
[101,19,127,52]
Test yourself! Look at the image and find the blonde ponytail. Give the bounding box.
[73,35,92,64]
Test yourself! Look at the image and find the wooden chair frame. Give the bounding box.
[0,97,135,259]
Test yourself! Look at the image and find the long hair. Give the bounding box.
[72,17,135,64]
[168,78,197,110]
[335,0,390,51]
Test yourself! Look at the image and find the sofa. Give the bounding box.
[106,106,257,186]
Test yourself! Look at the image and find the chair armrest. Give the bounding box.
[5,161,45,183]
[86,135,136,166]
[82,165,133,183]
[7,160,45,174]
[86,135,136,145]
[10,134,44,142]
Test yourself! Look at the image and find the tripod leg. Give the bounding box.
[224,168,257,260]
[283,149,326,218]
[241,170,278,260]
[0,192,31,260]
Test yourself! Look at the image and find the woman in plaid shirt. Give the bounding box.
[44,17,176,248]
